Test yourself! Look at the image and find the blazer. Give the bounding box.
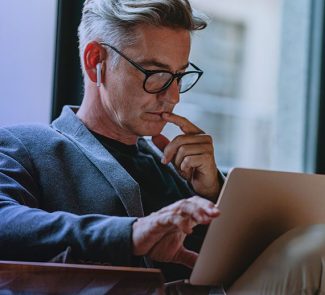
[0,106,195,267]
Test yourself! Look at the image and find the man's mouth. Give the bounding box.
[147,110,172,116]
[148,112,164,116]
[145,111,169,121]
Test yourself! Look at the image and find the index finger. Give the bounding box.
[162,112,204,135]
[159,196,220,219]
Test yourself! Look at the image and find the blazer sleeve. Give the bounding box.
[0,128,137,266]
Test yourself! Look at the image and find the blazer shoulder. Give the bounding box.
[1,123,55,136]
[0,123,65,146]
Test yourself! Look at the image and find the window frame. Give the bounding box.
[305,0,325,173]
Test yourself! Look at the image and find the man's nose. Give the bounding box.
[157,79,180,105]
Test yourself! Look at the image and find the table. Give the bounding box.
[0,260,164,294]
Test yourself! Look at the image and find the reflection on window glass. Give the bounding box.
[163,0,309,172]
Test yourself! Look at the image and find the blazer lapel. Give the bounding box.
[52,106,144,218]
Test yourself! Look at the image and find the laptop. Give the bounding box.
[188,167,325,288]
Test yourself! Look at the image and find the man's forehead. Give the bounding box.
[129,25,191,70]
[138,58,190,71]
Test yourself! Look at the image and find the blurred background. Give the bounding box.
[0,0,324,174]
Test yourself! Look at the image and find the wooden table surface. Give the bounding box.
[0,260,165,294]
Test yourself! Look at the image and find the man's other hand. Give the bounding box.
[132,196,220,268]
[152,112,220,200]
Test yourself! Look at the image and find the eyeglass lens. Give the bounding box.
[145,72,200,93]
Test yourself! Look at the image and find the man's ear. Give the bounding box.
[84,41,107,84]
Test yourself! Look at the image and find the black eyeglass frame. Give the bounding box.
[99,42,203,94]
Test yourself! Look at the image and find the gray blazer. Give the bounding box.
[0,106,194,266]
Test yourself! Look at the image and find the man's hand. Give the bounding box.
[152,112,220,200]
[132,196,220,268]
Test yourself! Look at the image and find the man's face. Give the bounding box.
[100,25,191,138]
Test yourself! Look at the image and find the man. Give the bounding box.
[0,0,221,283]
[1,0,324,294]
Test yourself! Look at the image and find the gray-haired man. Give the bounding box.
[0,0,220,283]
[1,0,324,294]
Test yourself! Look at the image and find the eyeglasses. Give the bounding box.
[100,42,203,94]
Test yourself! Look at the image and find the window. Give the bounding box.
[0,1,56,125]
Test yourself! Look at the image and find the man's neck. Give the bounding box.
[76,94,138,145]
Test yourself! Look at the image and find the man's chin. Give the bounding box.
[138,122,166,137]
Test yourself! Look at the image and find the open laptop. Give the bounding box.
[188,167,325,288]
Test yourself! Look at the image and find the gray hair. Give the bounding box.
[78,0,207,73]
